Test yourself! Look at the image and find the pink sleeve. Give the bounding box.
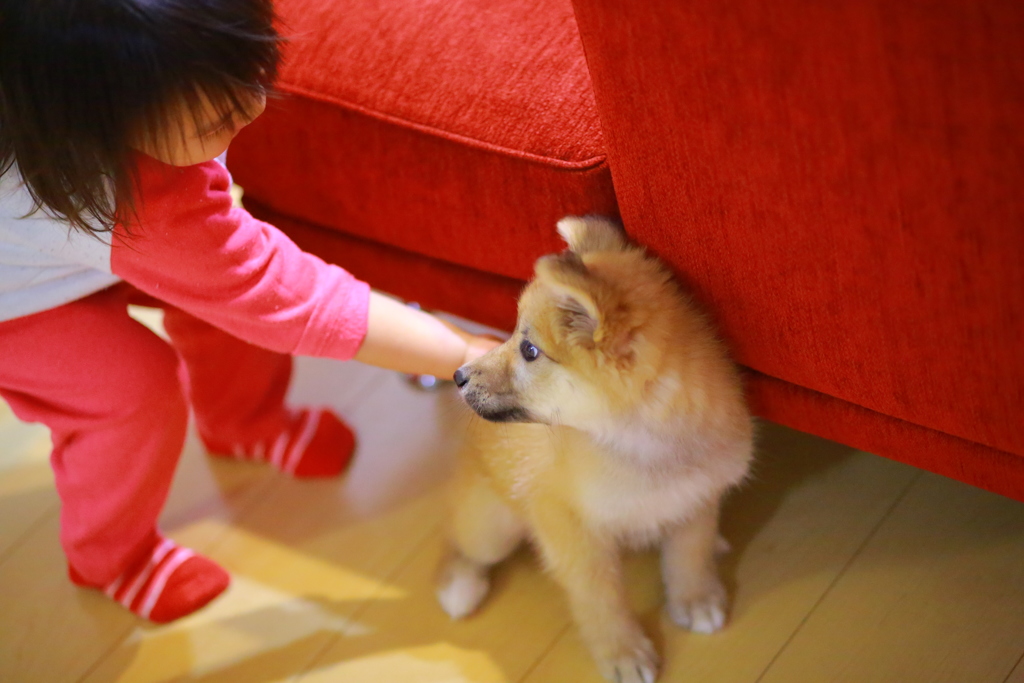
[111,154,370,360]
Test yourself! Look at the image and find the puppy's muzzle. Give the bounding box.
[454,366,535,424]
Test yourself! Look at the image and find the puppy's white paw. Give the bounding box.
[436,562,489,620]
[597,634,659,683]
[668,580,728,634]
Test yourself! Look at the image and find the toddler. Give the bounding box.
[0,0,497,622]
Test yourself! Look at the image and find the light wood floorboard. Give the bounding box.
[1006,655,1024,683]
[0,401,54,561]
[757,471,1024,683]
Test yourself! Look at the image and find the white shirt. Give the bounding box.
[0,167,121,322]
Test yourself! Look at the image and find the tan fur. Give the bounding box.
[437,217,754,683]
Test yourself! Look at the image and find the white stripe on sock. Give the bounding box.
[269,430,290,468]
[105,573,125,599]
[105,538,170,599]
[111,538,175,608]
[138,547,196,619]
[283,410,321,475]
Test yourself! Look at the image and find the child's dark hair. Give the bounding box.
[0,0,281,235]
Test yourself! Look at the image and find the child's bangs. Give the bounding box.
[132,77,271,162]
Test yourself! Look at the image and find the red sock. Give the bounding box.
[69,538,229,623]
[204,408,356,478]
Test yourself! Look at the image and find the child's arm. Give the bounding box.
[112,155,497,376]
[356,293,498,376]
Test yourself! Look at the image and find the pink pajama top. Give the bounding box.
[0,154,370,359]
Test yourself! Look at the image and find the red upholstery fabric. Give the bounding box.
[746,372,1024,503]
[229,0,1024,501]
[570,0,1024,465]
[229,0,616,282]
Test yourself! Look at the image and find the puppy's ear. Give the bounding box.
[556,215,627,255]
[534,252,601,346]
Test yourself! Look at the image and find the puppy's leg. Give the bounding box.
[436,472,525,619]
[661,498,728,634]
[530,501,658,683]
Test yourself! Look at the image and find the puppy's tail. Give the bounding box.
[556,215,628,255]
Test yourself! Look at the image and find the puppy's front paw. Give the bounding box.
[667,578,728,634]
[436,555,490,620]
[596,633,659,683]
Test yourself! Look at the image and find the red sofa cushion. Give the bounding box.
[571,0,1024,466]
[229,0,617,283]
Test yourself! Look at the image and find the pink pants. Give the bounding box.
[0,284,293,585]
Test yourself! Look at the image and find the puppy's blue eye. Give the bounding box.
[520,339,540,362]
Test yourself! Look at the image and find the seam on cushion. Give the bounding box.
[277,82,607,171]
[243,160,614,228]
[746,366,1022,458]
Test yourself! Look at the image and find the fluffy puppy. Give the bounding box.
[437,216,753,683]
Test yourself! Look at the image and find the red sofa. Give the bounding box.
[229,0,1024,501]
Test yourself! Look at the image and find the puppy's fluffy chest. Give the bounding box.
[475,422,742,546]
[565,435,731,544]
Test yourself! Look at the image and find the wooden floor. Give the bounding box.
[2,308,1024,683]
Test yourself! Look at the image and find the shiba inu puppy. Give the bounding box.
[437,216,753,683]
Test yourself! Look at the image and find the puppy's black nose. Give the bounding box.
[453,368,469,388]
